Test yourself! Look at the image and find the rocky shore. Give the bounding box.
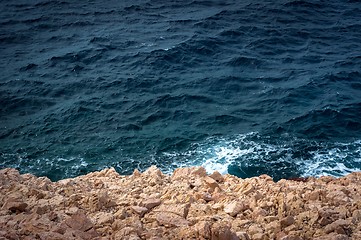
[1,166,361,240]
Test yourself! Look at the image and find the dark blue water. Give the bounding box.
[1,0,361,181]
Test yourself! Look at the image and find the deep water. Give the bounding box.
[1,0,361,181]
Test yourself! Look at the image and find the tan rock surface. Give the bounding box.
[1,166,361,239]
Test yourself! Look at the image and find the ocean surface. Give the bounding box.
[1,0,361,181]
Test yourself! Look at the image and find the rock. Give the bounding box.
[2,199,28,213]
[64,212,95,232]
[307,191,320,201]
[280,235,302,240]
[204,176,220,191]
[131,206,148,217]
[242,183,255,195]
[252,233,266,240]
[0,167,361,239]
[202,192,213,202]
[265,220,281,234]
[211,223,239,240]
[191,167,207,177]
[133,169,141,177]
[95,212,114,225]
[194,221,211,239]
[113,227,140,240]
[324,219,350,234]
[236,231,251,240]
[210,171,225,183]
[141,198,161,210]
[37,231,65,240]
[352,209,361,223]
[155,212,189,227]
[143,165,163,178]
[172,167,207,180]
[248,224,264,236]
[314,233,350,240]
[155,203,190,218]
[224,201,245,217]
[280,216,295,228]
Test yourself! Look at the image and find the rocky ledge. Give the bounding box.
[1,167,361,240]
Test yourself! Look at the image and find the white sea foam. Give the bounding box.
[164,132,361,179]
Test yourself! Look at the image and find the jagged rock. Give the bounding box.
[131,168,141,177]
[0,167,361,239]
[93,212,114,225]
[131,206,148,217]
[172,167,207,180]
[242,183,255,195]
[280,216,295,228]
[280,235,302,240]
[352,209,361,223]
[324,219,350,234]
[194,220,212,238]
[224,201,246,217]
[211,222,239,240]
[142,198,161,210]
[155,203,190,218]
[210,171,224,183]
[236,231,251,240]
[314,233,350,240]
[113,226,140,239]
[204,176,220,191]
[155,212,189,227]
[64,212,95,232]
[2,199,28,213]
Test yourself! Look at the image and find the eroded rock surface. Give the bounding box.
[1,166,361,239]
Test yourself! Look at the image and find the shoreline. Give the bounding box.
[1,166,361,239]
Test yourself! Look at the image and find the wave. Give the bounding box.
[161,132,361,181]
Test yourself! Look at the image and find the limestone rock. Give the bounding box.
[64,212,95,232]
[155,212,189,227]
[194,220,212,239]
[280,216,295,228]
[211,222,239,240]
[155,203,190,218]
[324,219,350,234]
[224,201,245,217]
[141,198,161,210]
[210,171,225,183]
[131,206,148,217]
[2,199,28,213]
[0,167,361,239]
[204,176,220,190]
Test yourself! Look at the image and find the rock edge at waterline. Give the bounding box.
[1,166,361,239]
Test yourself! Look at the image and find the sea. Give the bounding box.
[1,0,361,181]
